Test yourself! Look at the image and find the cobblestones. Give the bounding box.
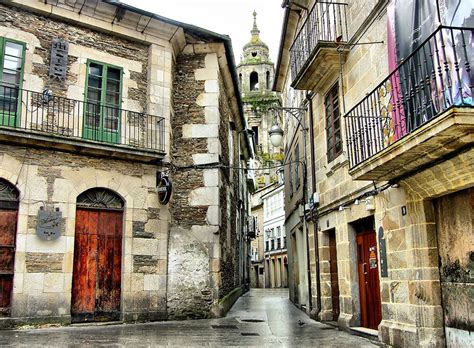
[0,289,378,347]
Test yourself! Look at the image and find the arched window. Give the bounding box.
[266,71,270,89]
[0,179,19,203]
[250,71,259,91]
[77,187,124,210]
[239,73,242,89]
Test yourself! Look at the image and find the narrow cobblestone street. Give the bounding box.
[0,289,377,347]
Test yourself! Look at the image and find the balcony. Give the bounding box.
[0,85,165,162]
[344,26,474,181]
[290,1,348,90]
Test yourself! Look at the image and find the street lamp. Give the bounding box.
[269,123,284,147]
[267,105,315,313]
[268,106,308,147]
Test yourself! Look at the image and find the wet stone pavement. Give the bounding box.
[0,289,378,347]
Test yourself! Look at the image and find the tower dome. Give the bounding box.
[241,10,271,64]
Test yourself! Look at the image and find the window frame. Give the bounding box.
[0,37,26,127]
[294,143,300,189]
[325,82,342,162]
[83,59,123,143]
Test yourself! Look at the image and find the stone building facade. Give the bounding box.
[274,0,473,347]
[0,0,253,327]
[262,182,288,289]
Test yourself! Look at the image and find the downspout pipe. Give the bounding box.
[306,92,321,319]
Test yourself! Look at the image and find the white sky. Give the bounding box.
[121,0,285,64]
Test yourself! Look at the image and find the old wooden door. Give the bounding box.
[328,230,340,321]
[71,206,123,323]
[356,230,382,329]
[0,180,19,317]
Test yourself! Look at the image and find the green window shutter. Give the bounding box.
[0,37,26,127]
[83,60,123,143]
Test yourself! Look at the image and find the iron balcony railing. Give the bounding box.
[344,26,473,169]
[0,84,165,153]
[290,1,348,81]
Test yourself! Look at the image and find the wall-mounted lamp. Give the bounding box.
[338,205,350,212]
[269,123,284,147]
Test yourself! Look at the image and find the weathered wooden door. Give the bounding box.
[0,180,19,317]
[356,230,382,329]
[328,230,340,321]
[435,188,473,347]
[71,208,123,322]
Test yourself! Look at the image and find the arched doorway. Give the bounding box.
[0,179,19,317]
[71,188,124,323]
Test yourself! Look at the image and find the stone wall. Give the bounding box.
[168,46,241,319]
[295,0,474,346]
[0,2,175,326]
[0,145,168,324]
[0,3,148,110]
[217,72,240,297]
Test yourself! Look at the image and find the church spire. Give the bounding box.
[251,10,260,40]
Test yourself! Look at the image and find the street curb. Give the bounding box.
[210,286,244,318]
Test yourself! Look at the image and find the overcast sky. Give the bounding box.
[121,0,285,64]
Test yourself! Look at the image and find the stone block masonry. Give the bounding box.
[168,45,241,319]
[0,144,169,324]
[168,49,219,319]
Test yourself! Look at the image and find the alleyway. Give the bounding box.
[0,289,377,347]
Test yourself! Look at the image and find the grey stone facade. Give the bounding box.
[0,0,251,327]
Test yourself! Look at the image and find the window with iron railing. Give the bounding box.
[0,37,25,126]
[289,2,348,81]
[265,240,269,252]
[344,26,474,168]
[270,239,275,251]
[277,238,281,250]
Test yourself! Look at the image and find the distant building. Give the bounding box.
[262,177,287,288]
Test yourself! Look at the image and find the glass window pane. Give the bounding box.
[107,68,120,81]
[2,72,21,86]
[87,90,100,103]
[106,80,120,93]
[89,64,102,76]
[88,76,102,89]
[5,42,23,58]
[106,92,120,106]
[3,56,22,71]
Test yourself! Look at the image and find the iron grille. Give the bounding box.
[0,84,165,153]
[344,26,474,169]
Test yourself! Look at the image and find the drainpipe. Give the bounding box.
[307,92,321,319]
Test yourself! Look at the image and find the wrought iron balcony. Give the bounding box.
[0,85,165,160]
[289,1,348,90]
[344,26,474,181]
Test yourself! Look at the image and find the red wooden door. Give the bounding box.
[0,209,17,317]
[71,209,122,322]
[356,230,382,329]
[328,230,340,321]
